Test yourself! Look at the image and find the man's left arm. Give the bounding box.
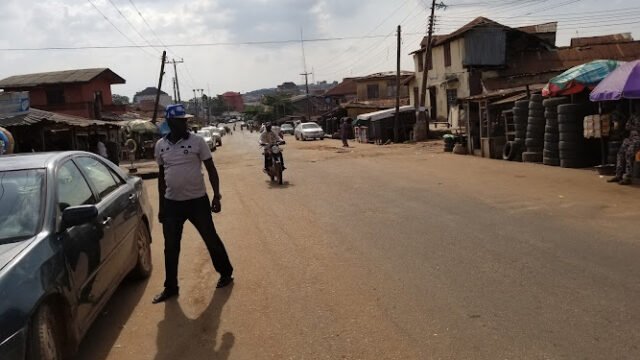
[203,159,222,213]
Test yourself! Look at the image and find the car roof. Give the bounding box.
[0,151,95,171]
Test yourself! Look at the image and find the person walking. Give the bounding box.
[153,104,234,304]
[341,118,352,147]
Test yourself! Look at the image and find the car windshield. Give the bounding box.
[282,124,292,129]
[197,131,210,137]
[0,169,45,243]
[302,124,320,130]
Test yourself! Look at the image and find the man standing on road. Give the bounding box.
[341,118,352,148]
[608,114,640,185]
[153,104,234,304]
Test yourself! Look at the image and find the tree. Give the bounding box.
[112,94,130,105]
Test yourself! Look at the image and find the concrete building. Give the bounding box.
[222,91,245,112]
[133,87,173,108]
[354,71,413,106]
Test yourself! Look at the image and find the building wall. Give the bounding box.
[356,78,409,101]
[135,94,173,107]
[222,93,245,112]
[413,38,470,121]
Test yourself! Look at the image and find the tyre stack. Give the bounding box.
[523,94,545,163]
[557,104,586,168]
[608,141,621,164]
[509,100,530,161]
[541,97,569,167]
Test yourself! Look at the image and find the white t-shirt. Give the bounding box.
[155,134,213,201]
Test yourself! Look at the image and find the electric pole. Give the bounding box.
[166,58,184,102]
[301,72,312,121]
[152,50,167,124]
[394,25,402,143]
[172,77,178,104]
[416,0,437,140]
[193,89,198,118]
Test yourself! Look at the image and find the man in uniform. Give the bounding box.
[153,104,234,304]
[609,114,640,185]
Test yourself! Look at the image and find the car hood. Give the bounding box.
[0,240,32,272]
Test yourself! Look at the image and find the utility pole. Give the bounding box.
[198,89,205,123]
[416,0,437,140]
[193,89,198,118]
[166,58,184,102]
[394,25,402,143]
[172,77,178,104]
[152,50,167,124]
[300,72,312,121]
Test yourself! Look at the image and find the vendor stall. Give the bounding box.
[355,106,415,145]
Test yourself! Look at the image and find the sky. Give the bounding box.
[0,0,638,100]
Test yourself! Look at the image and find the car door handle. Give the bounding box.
[128,193,137,202]
[102,217,113,226]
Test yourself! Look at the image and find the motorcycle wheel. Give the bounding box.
[277,164,283,185]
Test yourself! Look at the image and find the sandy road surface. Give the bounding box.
[77,131,640,359]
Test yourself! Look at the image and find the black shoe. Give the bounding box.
[217,276,234,288]
[619,177,632,185]
[608,176,622,183]
[152,288,179,304]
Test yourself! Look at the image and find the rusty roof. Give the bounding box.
[0,68,125,89]
[325,78,358,97]
[570,33,634,47]
[355,71,414,82]
[517,22,558,35]
[0,108,121,127]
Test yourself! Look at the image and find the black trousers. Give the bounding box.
[162,195,233,290]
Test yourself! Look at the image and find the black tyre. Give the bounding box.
[529,109,545,117]
[515,100,530,109]
[544,111,558,119]
[130,222,152,279]
[525,138,543,148]
[28,304,64,360]
[558,104,581,114]
[543,149,559,158]
[544,141,559,149]
[558,124,579,133]
[559,141,578,151]
[527,123,545,134]
[503,141,520,161]
[530,94,543,102]
[522,151,543,163]
[276,164,283,185]
[543,157,560,166]
[542,97,569,108]
[559,132,579,142]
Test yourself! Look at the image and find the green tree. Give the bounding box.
[112,94,130,105]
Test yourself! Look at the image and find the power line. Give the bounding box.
[86,0,157,59]
[105,0,161,53]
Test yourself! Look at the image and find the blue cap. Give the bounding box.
[165,104,193,119]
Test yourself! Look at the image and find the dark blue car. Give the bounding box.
[0,151,153,360]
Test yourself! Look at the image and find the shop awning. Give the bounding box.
[356,105,415,122]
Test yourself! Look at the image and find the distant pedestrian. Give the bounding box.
[153,104,234,304]
[608,114,640,185]
[341,118,352,147]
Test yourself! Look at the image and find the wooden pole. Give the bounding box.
[152,51,167,124]
[417,0,437,139]
[394,25,402,143]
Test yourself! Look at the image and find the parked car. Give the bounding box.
[196,130,216,151]
[201,127,222,147]
[295,122,325,141]
[217,126,227,136]
[280,123,294,135]
[0,152,153,360]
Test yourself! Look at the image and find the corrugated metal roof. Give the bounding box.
[570,33,633,47]
[0,68,125,88]
[0,108,121,127]
[517,22,558,35]
[325,78,358,97]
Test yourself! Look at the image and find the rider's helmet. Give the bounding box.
[265,122,272,131]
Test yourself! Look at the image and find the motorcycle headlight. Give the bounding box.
[271,145,280,154]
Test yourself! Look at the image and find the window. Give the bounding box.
[387,81,398,98]
[446,89,458,110]
[46,88,65,105]
[57,161,95,212]
[0,169,46,242]
[75,157,121,199]
[444,42,452,67]
[367,84,380,99]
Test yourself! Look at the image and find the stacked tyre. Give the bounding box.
[541,97,569,167]
[504,100,529,161]
[557,104,585,168]
[523,94,545,163]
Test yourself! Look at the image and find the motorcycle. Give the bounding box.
[262,141,285,185]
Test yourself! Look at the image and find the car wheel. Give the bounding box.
[28,304,64,360]
[130,223,152,279]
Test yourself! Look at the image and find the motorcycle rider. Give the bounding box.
[260,122,285,171]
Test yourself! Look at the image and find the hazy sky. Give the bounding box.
[0,0,637,99]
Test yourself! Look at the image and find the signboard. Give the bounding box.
[0,91,30,117]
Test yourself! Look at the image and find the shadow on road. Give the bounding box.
[154,285,235,360]
[265,180,294,189]
[75,279,149,360]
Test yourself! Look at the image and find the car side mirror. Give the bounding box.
[62,205,98,229]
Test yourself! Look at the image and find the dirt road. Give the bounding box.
[77,131,640,359]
